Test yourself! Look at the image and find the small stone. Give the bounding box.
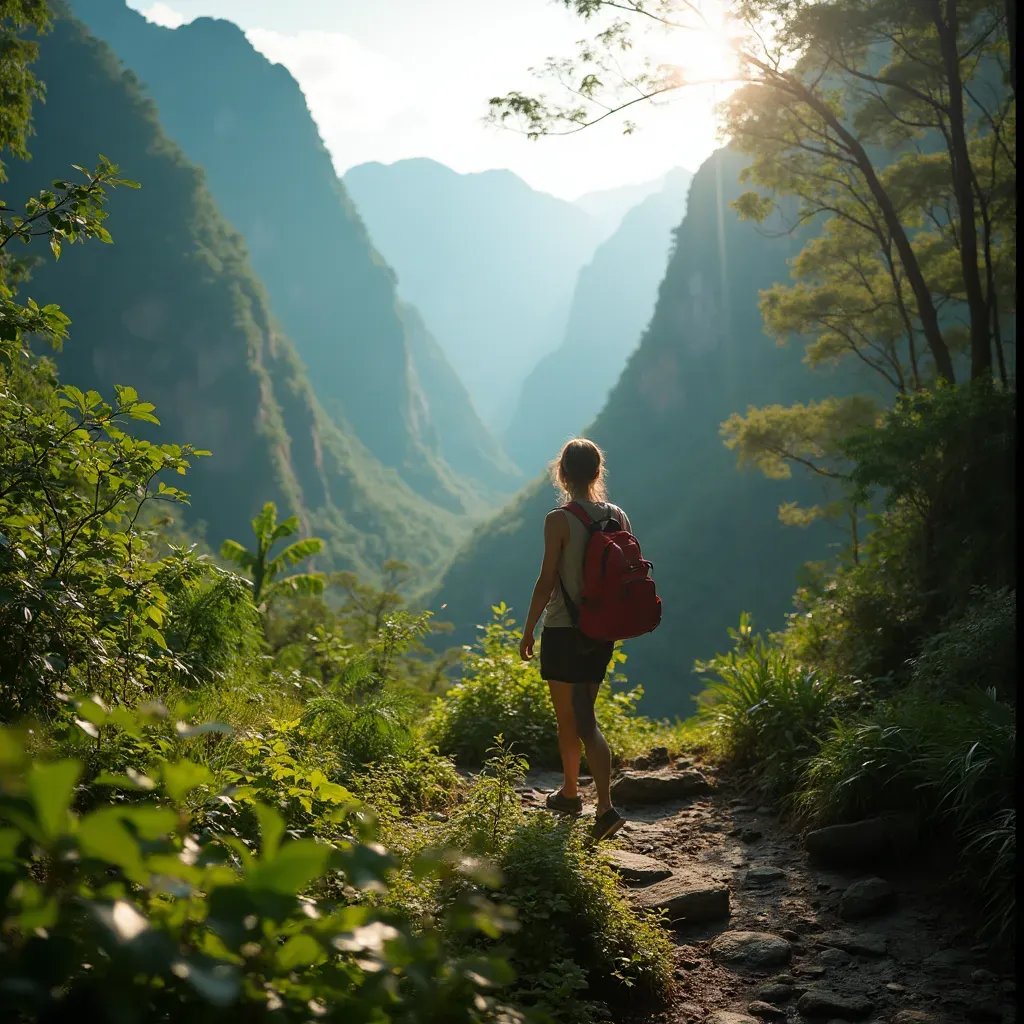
[648,745,670,765]
[708,1013,759,1024]
[796,989,873,1018]
[747,1002,786,1020]
[971,968,998,984]
[818,930,888,957]
[712,931,792,970]
[677,957,700,971]
[632,755,652,770]
[840,877,896,920]
[604,849,673,885]
[886,983,907,993]
[893,1013,940,1024]
[819,947,853,966]
[754,983,794,1002]
[733,804,757,813]
[428,811,449,821]
[745,865,785,886]
[632,871,730,923]
[817,882,833,891]
[741,828,763,843]
[757,805,773,814]
[799,965,828,978]
[774,975,797,985]
[779,929,800,942]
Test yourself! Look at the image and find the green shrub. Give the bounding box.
[428,605,687,768]
[910,587,1016,701]
[693,614,857,796]
[442,742,673,1023]
[796,688,1015,940]
[0,718,522,1023]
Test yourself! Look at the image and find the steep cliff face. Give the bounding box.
[342,158,603,431]
[68,0,516,505]
[505,167,694,474]
[432,148,853,717]
[574,171,677,244]
[6,14,464,581]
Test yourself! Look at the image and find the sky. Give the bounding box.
[127,0,739,200]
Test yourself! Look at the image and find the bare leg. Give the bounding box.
[547,681,583,799]
[572,683,614,816]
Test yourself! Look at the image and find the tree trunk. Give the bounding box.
[935,0,993,380]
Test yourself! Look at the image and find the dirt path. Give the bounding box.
[521,755,1016,1024]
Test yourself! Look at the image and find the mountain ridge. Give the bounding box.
[68,0,517,508]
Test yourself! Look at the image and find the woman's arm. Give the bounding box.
[519,511,569,660]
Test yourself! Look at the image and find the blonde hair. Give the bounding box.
[549,437,607,503]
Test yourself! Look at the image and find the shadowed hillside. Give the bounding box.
[5,13,465,580]
[69,0,518,506]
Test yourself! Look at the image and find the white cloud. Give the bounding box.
[245,27,422,169]
[135,3,189,29]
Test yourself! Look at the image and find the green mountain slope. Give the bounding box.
[505,167,693,474]
[67,0,516,506]
[343,158,603,432]
[432,148,864,717]
[5,13,463,580]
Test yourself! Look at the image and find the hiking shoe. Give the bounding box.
[592,807,625,842]
[545,790,583,814]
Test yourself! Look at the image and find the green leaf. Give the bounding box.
[161,759,214,803]
[247,839,330,894]
[78,810,146,878]
[28,760,82,839]
[276,933,322,969]
[254,803,285,860]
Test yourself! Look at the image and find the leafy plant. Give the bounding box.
[220,502,325,612]
[0,718,525,1022]
[429,605,685,768]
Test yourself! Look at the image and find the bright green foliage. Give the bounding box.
[1,211,213,717]
[0,720,524,1022]
[693,614,858,797]
[220,502,326,612]
[0,0,51,180]
[441,742,673,1023]
[428,606,686,768]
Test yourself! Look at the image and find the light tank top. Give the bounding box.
[543,499,631,629]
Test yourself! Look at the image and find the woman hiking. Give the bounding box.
[519,437,630,842]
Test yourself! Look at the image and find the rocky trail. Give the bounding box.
[519,751,1016,1024]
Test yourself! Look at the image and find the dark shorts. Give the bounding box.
[540,627,615,685]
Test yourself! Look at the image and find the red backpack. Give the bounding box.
[558,502,662,642]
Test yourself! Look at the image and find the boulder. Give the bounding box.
[805,816,918,867]
[795,989,874,1019]
[711,931,793,970]
[633,872,730,922]
[648,745,670,765]
[604,849,672,885]
[817,929,888,957]
[839,877,896,920]
[611,768,711,804]
[745,866,786,887]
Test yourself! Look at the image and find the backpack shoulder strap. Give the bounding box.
[562,501,596,529]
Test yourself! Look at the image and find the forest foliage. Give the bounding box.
[0,0,1017,1020]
